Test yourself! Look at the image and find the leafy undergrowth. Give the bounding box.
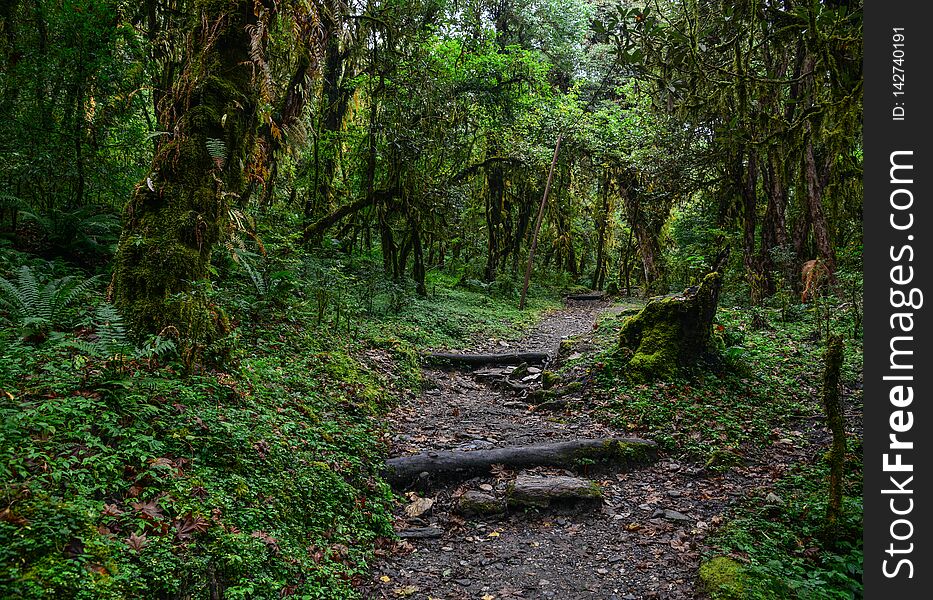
[0,327,400,598]
[706,456,863,599]
[363,272,561,350]
[0,248,561,599]
[589,303,862,463]
[582,299,863,598]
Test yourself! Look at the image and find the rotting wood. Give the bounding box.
[424,352,550,366]
[384,437,657,488]
[508,474,602,509]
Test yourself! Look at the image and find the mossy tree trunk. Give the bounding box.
[616,272,722,379]
[113,0,261,345]
[821,333,846,546]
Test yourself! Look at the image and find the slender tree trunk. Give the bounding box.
[741,151,767,303]
[519,135,562,310]
[411,220,427,296]
[484,138,506,282]
[591,169,612,290]
[804,137,837,281]
[619,224,634,296]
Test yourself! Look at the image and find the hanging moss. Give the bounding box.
[615,272,722,379]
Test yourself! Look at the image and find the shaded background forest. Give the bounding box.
[0,0,861,328]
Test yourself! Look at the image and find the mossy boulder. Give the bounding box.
[698,556,748,599]
[541,370,561,389]
[616,272,722,379]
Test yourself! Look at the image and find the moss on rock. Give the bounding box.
[699,556,748,599]
[616,272,722,379]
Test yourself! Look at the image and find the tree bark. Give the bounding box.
[804,137,837,281]
[740,151,767,303]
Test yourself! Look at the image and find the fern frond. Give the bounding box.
[0,192,27,211]
[93,303,129,353]
[17,266,42,318]
[206,137,227,166]
[0,266,100,335]
[59,274,101,310]
[0,275,26,318]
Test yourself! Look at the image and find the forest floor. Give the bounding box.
[361,298,843,600]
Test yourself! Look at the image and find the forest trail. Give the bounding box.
[364,300,739,600]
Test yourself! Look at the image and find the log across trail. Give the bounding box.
[423,351,550,366]
[385,437,657,488]
[565,291,608,301]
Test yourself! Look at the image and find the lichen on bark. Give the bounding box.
[615,272,722,379]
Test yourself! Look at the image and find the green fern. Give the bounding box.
[69,303,176,362]
[0,265,100,339]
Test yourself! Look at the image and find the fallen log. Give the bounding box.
[424,351,550,366]
[384,437,657,488]
[508,474,602,509]
[566,292,606,301]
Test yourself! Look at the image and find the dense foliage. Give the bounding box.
[1,0,862,597]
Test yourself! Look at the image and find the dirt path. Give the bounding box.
[364,301,743,600]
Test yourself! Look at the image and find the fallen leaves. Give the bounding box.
[130,498,163,521]
[124,531,147,552]
[174,514,210,541]
[0,507,28,526]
